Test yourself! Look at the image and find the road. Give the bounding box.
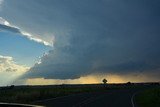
[34,88,141,107]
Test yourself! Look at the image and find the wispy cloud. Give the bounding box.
[0,17,52,46]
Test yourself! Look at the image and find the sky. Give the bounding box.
[0,0,160,86]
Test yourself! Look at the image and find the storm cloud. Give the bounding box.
[2,0,160,80]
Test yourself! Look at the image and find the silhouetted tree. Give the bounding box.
[102,79,107,84]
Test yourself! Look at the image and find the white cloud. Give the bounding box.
[0,17,53,46]
[0,55,29,86]
[0,17,10,26]
[20,31,52,46]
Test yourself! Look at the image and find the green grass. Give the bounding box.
[135,87,160,107]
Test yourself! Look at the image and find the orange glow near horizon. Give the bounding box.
[26,72,159,85]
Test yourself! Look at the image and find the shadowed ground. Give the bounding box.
[0,84,159,107]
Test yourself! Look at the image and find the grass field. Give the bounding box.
[0,84,107,104]
[0,83,158,104]
[135,87,160,107]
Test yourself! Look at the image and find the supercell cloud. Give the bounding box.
[1,0,160,80]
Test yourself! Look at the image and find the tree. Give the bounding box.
[102,79,107,84]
